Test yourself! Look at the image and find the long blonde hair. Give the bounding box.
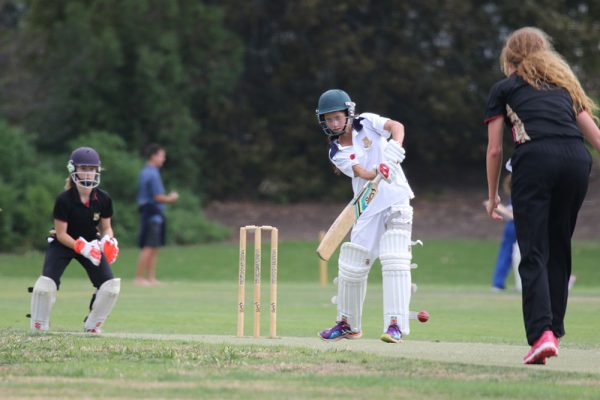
[500,27,598,124]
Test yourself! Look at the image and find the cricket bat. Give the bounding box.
[317,174,384,261]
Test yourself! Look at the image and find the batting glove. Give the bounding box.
[74,237,102,266]
[100,235,119,264]
[383,140,406,164]
[378,162,400,183]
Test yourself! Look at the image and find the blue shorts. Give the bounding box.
[139,220,165,248]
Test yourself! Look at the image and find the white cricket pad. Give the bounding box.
[380,229,413,336]
[386,204,413,230]
[336,242,371,332]
[84,278,121,331]
[30,276,57,332]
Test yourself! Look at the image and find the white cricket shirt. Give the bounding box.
[328,112,414,217]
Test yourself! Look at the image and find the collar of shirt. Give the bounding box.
[69,186,98,207]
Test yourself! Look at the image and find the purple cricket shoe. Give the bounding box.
[319,320,362,341]
[380,322,402,343]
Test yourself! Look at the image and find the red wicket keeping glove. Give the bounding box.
[74,237,102,266]
[100,235,119,264]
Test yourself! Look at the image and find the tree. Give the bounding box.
[1,0,598,203]
[1,0,243,196]
[209,0,600,198]
[0,119,62,251]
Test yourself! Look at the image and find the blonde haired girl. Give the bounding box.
[484,27,600,365]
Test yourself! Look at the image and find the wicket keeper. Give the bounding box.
[29,147,120,333]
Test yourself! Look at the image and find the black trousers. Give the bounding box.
[42,241,114,290]
[511,137,591,345]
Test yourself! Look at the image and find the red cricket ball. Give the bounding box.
[417,310,429,323]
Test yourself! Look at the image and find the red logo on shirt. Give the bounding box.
[350,154,356,160]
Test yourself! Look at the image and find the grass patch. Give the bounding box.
[1,239,599,398]
[1,332,599,400]
[2,239,600,288]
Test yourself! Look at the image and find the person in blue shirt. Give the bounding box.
[134,144,179,286]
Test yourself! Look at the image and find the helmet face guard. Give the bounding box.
[316,89,356,138]
[67,147,102,189]
[70,169,101,188]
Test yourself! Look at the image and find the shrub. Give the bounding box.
[165,190,231,245]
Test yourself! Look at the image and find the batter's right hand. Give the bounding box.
[378,162,400,183]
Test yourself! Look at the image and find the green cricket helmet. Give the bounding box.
[316,89,356,137]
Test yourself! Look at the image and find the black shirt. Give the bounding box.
[484,74,581,144]
[53,187,113,241]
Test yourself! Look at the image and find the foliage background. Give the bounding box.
[0,0,598,250]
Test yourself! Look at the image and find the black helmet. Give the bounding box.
[315,89,356,137]
[67,147,102,188]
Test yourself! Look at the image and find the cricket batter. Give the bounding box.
[29,147,120,333]
[316,89,417,343]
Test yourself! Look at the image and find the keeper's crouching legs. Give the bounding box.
[380,205,414,338]
[84,278,121,333]
[30,276,57,332]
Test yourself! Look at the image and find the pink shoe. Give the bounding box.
[523,330,558,365]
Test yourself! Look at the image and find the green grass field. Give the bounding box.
[1,240,600,399]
